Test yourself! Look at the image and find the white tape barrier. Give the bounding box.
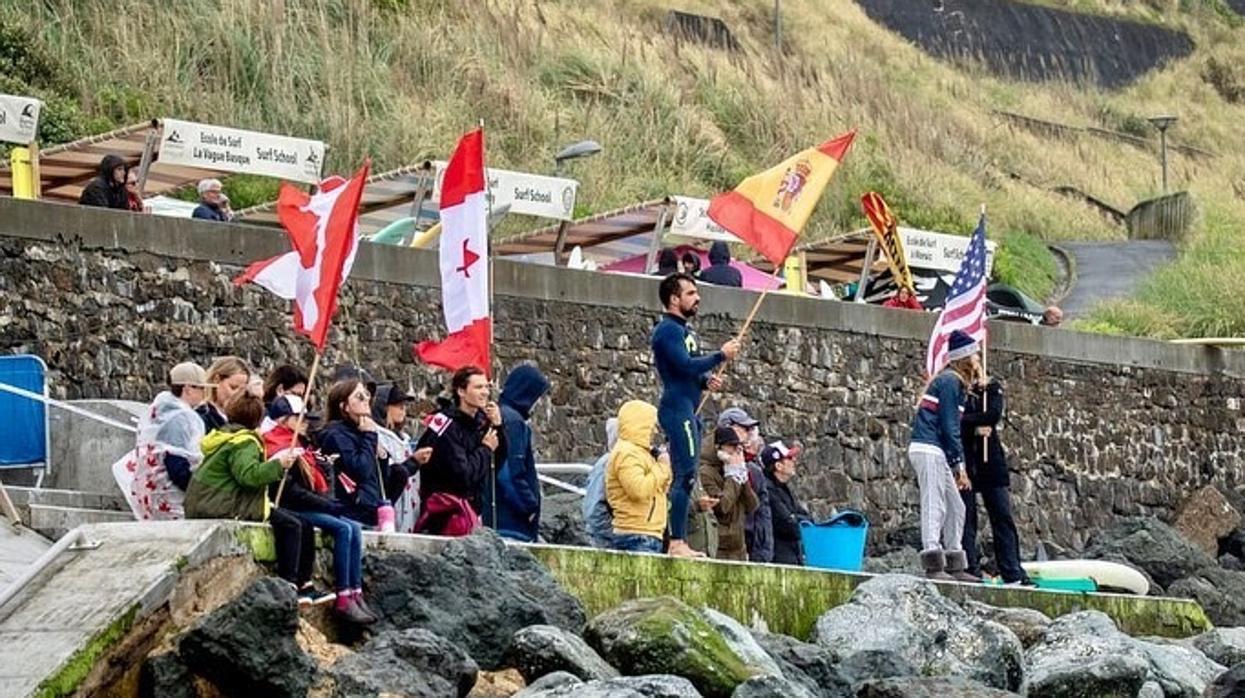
[0,383,137,434]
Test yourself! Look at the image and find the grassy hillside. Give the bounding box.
[3,0,1244,337]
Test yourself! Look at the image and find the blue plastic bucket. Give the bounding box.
[800,510,869,572]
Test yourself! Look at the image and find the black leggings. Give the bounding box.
[269,508,315,585]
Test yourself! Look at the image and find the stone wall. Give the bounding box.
[2,198,1244,552]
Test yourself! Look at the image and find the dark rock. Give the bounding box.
[1083,518,1215,590]
[811,575,1024,692]
[730,674,817,698]
[1186,627,1245,667]
[1173,485,1241,558]
[1219,554,1245,571]
[365,529,585,669]
[516,674,703,697]
[584,596,757,697]
[1167,566,1245,627]
[514,671,582,696]
[1025,610,1223,698]
[325,628,478,698]
[835,649,916,685]
[854,676,1019,697]
[176,577,315,698]
[503,624,619,682]
[1220,527,1245,560]
[539,491,589,546]
[961,599,1051,648]
[139,651,195,698]
[752,631,853,698]
[1205,662,1245,698]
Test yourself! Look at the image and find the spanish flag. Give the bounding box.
[708,131,856,266]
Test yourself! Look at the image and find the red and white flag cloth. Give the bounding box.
[234,162,370,349]
[414,128,492,375]
[926,214,989,376]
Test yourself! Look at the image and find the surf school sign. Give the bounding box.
[431,161,578,221]
[668,195,739,242]
[158,119,326,184]
[0,94,42,145]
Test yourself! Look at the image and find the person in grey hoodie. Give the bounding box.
[583,418,620,548]
[698,241,743,288]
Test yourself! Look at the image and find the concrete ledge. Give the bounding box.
[2,197,1241,377]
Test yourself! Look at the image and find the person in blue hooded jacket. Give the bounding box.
[909,330,982,582]
[698,241,743,288]
[480,364,551,542]
[651,272,741,557]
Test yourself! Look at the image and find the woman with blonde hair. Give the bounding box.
[197,356,251,433]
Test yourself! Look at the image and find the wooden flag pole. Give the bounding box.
[479,118,501,531]
[273,349,324,508]
[695,263,785,415]
[978,203,989,465]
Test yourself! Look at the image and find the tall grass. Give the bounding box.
[3,0,1245,335]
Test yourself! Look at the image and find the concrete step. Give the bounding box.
[0,524,51,592]
[28,505,135,540]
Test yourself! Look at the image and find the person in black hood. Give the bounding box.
[655,248,680,276]
[480,364,550,541]
[78,154,130,210]
[699,241,743,288]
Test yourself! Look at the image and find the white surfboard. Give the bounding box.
[1021,559,1150,596]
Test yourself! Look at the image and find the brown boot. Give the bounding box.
[920,549,953,581]
[945,550,982,583]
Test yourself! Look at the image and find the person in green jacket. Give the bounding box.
[185,391,309,589]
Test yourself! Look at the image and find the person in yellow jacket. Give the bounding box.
[606,400,672,554]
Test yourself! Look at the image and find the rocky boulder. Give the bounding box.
[751,631,853,697]
[1083,518,1215,590]
[539,491,590,547]
[175,577,315,698]
[1173,485,1240,558]
[698,608,782,678]
[1166,566,1245,627]
[584,597,757,697]
[365,529,585,668]
[962,599,1051,648]
[810,575,1024,692]
[855,676,1019,697]
[322,628,478,697]
[1185,627,1245,667]
[516,673,704,697]
[503,624,619,682]
[730,674,818,698]
[1205,663,1245,698]
[1025,611,1224,698]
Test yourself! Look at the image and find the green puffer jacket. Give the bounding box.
[184,426,284,521]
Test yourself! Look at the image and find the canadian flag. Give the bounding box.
[415,129,492,375]
[234,162,370,349]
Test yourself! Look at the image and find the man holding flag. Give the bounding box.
[908,214,989,582]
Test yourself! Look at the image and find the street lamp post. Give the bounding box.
[553,140,603,177]
[1147,115,1177,194]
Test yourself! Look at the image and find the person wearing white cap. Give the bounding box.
[129,362,214,520]
[908,330,982,582]
[191,178,230,222]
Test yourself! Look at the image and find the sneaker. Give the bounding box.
[298,584,336,606]
[335,597,378,625]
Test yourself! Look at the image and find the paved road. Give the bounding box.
[1059,241,1176,318]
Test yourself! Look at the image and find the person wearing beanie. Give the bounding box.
[909,329,982,582]
[700,426,759,561]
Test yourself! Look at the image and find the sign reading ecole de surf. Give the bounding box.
[430,161,578,221]
[157,118,326,184]
[0,94,42,145]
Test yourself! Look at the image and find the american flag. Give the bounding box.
[925,215,988,376]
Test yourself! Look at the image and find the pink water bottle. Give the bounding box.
[376,504,396,533]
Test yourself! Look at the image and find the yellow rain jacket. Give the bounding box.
[606,400,672,538]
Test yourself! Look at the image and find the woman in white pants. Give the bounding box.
[908,330,981,582]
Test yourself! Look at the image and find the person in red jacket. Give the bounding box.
[883,284,924,311]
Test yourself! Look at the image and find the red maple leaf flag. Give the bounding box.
[415,128,492,375]
[234,162,370,349]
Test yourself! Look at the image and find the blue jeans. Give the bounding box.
[659,410,700,540]
[610,533,663,554]
[961,486,1027,583]
[297,511,363,591]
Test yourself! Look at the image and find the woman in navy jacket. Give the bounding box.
[318,379,385,527]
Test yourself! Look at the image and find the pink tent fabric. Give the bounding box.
[602,245,782,291]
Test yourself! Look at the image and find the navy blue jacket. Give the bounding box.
[745,461,773,563]
[318,420,382,525]
[192,202,229,222]
[961,379,1009,489]
[481,365,550,542]
[699,241,743,288]
[651,313,724,414]
[910,370,967,468]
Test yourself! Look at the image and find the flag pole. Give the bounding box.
[480,118,500,531]
[695,262,785,415]
[978,203,989,465]
[274,346,324,508]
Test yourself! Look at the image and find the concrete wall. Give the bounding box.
[2,197,1244,552]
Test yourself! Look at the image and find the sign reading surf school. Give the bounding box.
[158,119,326,184]
[891,226,996,275]
[431,161,578,221]
[668,195,739,242]
[0,94,42,145]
